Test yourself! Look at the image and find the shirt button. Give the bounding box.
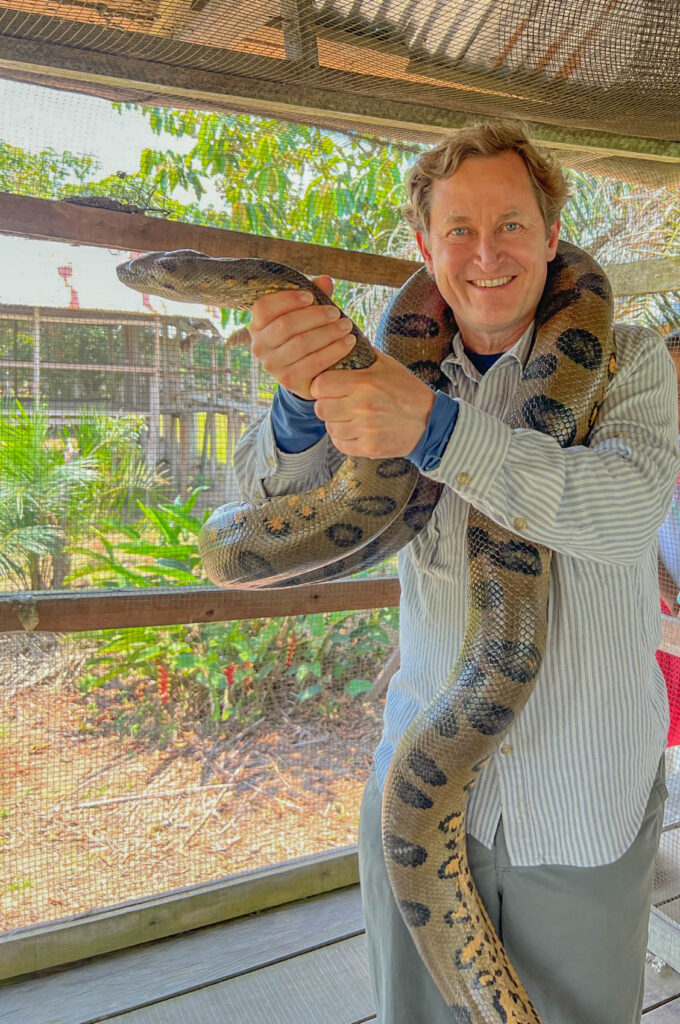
[513,516,527,531]
[267,456,276,467]
[500,744,512,755]
[456,471,470,486]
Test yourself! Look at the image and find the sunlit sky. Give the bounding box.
[0,80,214,318]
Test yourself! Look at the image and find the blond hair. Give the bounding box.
[404,120,569,236]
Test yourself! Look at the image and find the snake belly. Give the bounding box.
[117,242,615,1021]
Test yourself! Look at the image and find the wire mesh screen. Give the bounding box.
[0,0,679,959]
[1,615,394,930]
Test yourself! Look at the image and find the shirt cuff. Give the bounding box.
[407,391,459,472]
[271,386,326,454]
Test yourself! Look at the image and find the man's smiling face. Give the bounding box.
[416,150,560,355]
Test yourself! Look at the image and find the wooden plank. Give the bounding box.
[607,258,680,299]
[1,194,678,301]
[0,577,401,634]
[643,997,680,1020]
[101,933,374,1024]
[2,9,680,166]
[0,847,358,981]
[650,903,680,976]
[0,887,365,1024]
[644,960,680,1013]
[0,194,419,289]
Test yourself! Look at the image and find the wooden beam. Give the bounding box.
[1,10,679,172]
[281,0,320,64]
[606,257,680,299]
[0,578,402,633]
[1,194,679,298]
[0,847,359,980]
[0,194,419,288]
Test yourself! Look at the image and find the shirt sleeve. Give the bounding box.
[407,390,459,471]
[271,386,327,453]
[233,407,344,500]
[421,324,680,566]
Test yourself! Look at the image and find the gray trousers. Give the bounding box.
[358,761,667,1024]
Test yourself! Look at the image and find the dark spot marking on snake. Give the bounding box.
[557,327,602,371]
[386,313,440,338]
[468,525,491,555]
[325,523,363,548]
[522,394,577,446]
[535,286,580,329]
[440,810,464,833]
[485,639,542,682]
[469,578,504,611]
[458,659,487,690]
[434,708,459,739]
[523,353,558,380]
[444,907,471,928]
[465,697,515,735]
[376,458,412,478]
[399,900,431,927]
[407,359,445,386]
[321,560,347,578]
[577,271,610,300]
[236,551,275,577]
[256,259,299,280]
[403,503,437,533]
[347,495,397,517]
[264,518,291,538]
[407,749,447,786]
[384,833,428,867]
[450,1007,473,1024]
[489,539,542,576]
[395,773,433,809]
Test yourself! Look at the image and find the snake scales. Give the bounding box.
[118,242,615,1022]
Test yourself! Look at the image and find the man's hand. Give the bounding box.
[249,276,355,400]
[310,350,436,458]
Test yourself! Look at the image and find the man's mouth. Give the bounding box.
[469,276,515,288]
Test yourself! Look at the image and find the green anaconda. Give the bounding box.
[117,243,615,1022]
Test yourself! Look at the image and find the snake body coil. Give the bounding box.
[118,244,615,1022]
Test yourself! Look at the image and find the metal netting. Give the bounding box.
[0,0,679,965]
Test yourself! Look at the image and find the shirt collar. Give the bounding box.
[441,320,536,380]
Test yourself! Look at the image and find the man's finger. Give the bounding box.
[310,367,363,399]
[249,287,314,332]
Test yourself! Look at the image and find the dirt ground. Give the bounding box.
[0,634,384,932]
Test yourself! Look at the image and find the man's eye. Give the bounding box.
[504,222,521,232]
[449,227,468,237]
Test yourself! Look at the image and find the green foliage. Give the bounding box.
[67,488,209,589]
[0,401,166,591]
[78,603,399,740]
[0,140,95,199]
[0,401,96,589]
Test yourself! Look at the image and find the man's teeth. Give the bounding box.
[471,276,513,287]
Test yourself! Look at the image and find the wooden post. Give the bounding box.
[146,317,161,469]
[32,307,40,406]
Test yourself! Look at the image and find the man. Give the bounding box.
[234,121,679,1023]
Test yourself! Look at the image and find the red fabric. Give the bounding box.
[657,598,680,747]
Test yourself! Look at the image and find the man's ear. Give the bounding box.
[546,219,560,262]
[416,232,435,275]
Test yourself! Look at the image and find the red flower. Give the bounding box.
[224,664,236,687]
[157,662,170,704]
[285,635,296,669]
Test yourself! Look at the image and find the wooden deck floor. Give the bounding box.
[2,884,680,1023]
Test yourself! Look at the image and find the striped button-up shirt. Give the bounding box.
[234,319,679,866]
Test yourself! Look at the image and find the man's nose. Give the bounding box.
[473,232,503,270]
